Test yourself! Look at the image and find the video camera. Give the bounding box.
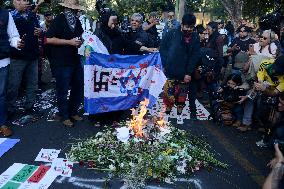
[213,86,246,103]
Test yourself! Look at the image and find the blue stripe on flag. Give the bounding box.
[0,139,20,157]
[85,52,162,69]
[84,90,156,114]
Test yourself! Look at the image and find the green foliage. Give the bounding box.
[242,0,275,19]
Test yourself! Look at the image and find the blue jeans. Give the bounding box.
[232,104,243,121]
[7,59,38,111]
[54,64,83,119]
[242,98,254,125]
[0,66,8,125]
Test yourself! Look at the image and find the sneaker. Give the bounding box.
[256,139,268,148]
[62,119,74,127]
[177,116,184,124]
[71,115,83,121]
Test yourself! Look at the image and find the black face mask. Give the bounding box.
[183,30,192,37]
[240,35,248,39]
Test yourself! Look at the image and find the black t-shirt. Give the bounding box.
[230,37,256,52]
[46,13,83,67]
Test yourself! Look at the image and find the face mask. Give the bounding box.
[240,34,247,39]
[183,30,191,37]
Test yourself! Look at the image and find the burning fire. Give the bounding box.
[129,99,149,137]
[129,99,166,137]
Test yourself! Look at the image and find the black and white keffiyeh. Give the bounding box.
[64,8,76,32]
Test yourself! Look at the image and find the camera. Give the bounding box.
[222,86,246,102]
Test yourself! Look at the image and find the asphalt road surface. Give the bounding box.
[0,87,273,189]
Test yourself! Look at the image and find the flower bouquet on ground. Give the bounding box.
[67,99,227,188]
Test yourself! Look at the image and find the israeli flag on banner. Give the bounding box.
[84,52,167,114]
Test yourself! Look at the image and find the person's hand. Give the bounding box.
[34,27,41,36]
[69,38,82,47]
[248,44,256,55]
[184,75,191,83]
[237,95,248,104]
[17,39,25,49]
[217,87,223,93]
[148,48,158,52]
[267,143,284,169]
[232,44,240,51]
[36,0,45,5]
[254,82,266,91]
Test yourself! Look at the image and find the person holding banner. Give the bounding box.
[124,13,158,55]
[160,13,200,124]
[45,0,84,127]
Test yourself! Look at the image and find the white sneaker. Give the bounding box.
[177,116,184,124]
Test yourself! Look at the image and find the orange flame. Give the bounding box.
[129,99,149,137]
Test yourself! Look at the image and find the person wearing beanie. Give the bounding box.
[160,13,200,124]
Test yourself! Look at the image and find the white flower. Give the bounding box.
[133,137,143,143]
[109,164,116,171]
[95,132,103,137]
[159,127,171,137]
[188,155,192,162]
[129,162,135,167]
[176,160,187,174]
[120,163,124,168]
[165,177,173,184]
[116,127,130,143]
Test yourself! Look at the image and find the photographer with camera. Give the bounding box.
[214,74,246,127]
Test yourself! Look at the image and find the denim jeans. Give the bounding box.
[232,104,243,121]
[0,66,9,125]
[242,98,254,125]
[7,59,38,112]
[54,64,83,119]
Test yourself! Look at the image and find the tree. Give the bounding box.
[218,0,244,25]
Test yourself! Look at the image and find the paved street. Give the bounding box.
[0,87,272,189]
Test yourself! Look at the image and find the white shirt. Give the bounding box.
[253,42,278,59]
[0,12,21,68]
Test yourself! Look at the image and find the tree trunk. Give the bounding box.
[219,0,244,27]
[177,0,185,22]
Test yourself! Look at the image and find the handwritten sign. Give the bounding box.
[51,158,73,177]
[35,149,61,163]
[28,165,50,183]
[11,165,38,183]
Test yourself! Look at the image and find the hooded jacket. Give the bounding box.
[160,29,200,80]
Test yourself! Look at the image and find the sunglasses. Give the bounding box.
[240,30,246,33]
[261,36,268,40]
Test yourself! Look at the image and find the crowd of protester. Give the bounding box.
[1,0,284,187]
